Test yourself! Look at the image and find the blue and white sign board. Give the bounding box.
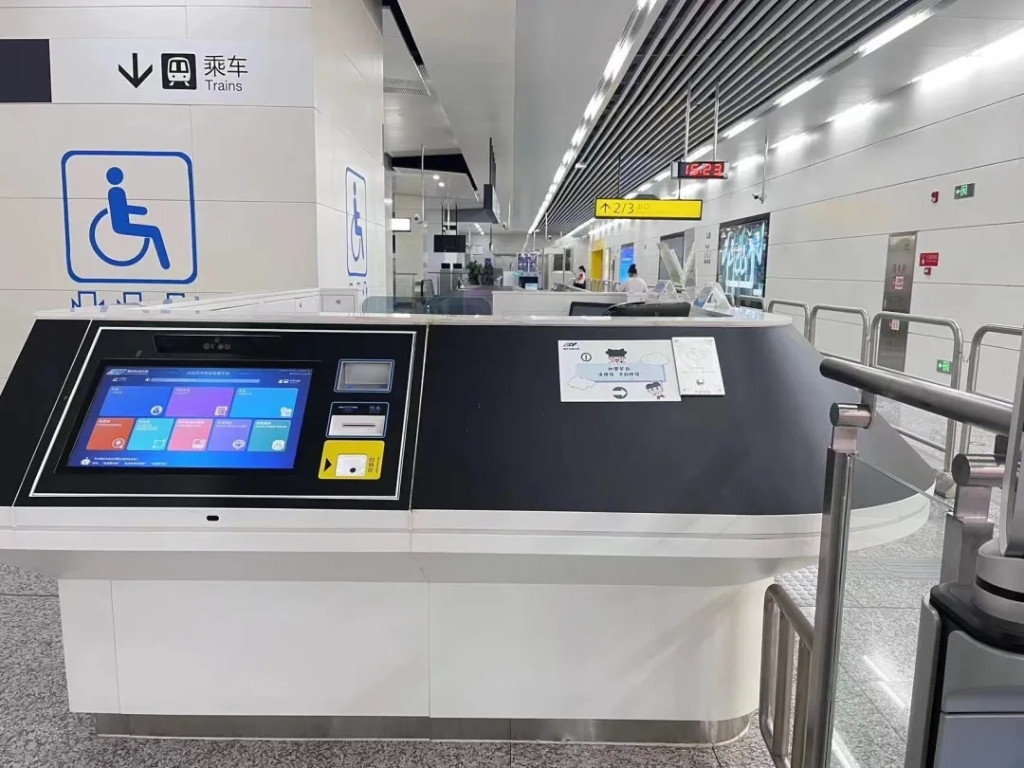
[346,167,368,278]
[49,39,313,107]
[62,150,197,285]
[557,339,681,403]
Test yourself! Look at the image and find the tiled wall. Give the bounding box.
[582,35,1024,403]
[0,0,384,392]
[312,0,386,299]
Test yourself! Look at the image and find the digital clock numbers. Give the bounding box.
[681,161,728,179]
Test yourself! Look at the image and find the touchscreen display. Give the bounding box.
[67,366,313,470]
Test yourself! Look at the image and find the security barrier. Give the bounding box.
[806,305,871,364]
[867,311,964,473]
[767,300,810,337]
[959,324,1023,456]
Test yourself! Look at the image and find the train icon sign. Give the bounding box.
[62,150,198,285]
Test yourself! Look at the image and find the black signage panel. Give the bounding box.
[0,39,52,103]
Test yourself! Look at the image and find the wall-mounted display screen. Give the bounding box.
[718,214,769,298]
[67,366,313,470]
[619,243,635,282]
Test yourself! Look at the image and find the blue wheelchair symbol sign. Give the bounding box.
[346,166,367,278]
[62,150,198,285]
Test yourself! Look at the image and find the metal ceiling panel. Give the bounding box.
[545,0,935,234]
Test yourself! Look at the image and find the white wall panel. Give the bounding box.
[0,6,187,37]
[185,5,313,39]
[190,105,317,203]
[0,104,193,200]
[195,201,318,291]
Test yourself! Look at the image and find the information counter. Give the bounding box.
[0,311,933,743]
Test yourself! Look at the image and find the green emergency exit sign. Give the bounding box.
[954,183,975,200]
[936,359,952,374]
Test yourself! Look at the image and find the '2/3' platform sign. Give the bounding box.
[595,198,703,221]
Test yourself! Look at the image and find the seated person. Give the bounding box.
[618,264,648,294]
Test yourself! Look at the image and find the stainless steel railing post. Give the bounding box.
[868,311,964,473]
[760,585,815,768]
[807,305,871,364]
[804,402,872,768]
[945,453,1000,585]
[767,300,811,338]
[958,324,1022,455]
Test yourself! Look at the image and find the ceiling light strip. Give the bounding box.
[545,0,925,232]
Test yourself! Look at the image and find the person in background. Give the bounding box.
[573,265,587,289]
[619,264,648,294]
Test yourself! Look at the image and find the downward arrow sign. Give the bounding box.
[118,53,153,88]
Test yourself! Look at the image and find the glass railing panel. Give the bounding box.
[825,457,957,768]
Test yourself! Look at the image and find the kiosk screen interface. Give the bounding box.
[68,366,313,470]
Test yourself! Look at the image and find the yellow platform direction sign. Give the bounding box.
[595,198,703,221]
[318,440,384,480]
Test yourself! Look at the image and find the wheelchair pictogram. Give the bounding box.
[345,167,368,278]
[88,166,172,270]
[62,150,197,285]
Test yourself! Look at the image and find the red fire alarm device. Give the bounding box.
[919,252,939,267]
[930,191,940,203]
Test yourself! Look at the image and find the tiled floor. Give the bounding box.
[0,398,982,766]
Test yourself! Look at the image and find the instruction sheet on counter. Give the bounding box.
[557,340,680,402]
[671,337,725,396]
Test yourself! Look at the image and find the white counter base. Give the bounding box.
[60,578,767,728]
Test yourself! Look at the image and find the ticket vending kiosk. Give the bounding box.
[0,312,933,742]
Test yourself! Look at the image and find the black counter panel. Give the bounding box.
[0,319,92,507]
[411,323,932,515]
[13,321,426,510]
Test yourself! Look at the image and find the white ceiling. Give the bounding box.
[399,0,636,232]
[697,0,1024,179]
[383,9,459,155]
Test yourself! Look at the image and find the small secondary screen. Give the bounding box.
[68,366,313,470]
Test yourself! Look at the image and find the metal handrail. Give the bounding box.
[761,584,814,768]
[868,311,965,472]
[820,357,1011,435]
[736,295,767,310]
[767,300,810,337]
[958,324,1022,455]
[807,305,870,364]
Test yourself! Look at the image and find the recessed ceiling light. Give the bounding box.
[829,101,878,126]
[733,154,765,170]
[772,132,811,152]
[554,165,567,184]
[776,78,822,107]
[724,119,755,139]
[859,11,930,56]
[432,174,440,180]
[384,197,393,205]
[584,93,603,120]
[438,181,445,188]
[575,161,587,170]
[571,126,587,147]
[603,40,630,81]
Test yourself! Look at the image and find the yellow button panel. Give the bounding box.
[317,440,384,480]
